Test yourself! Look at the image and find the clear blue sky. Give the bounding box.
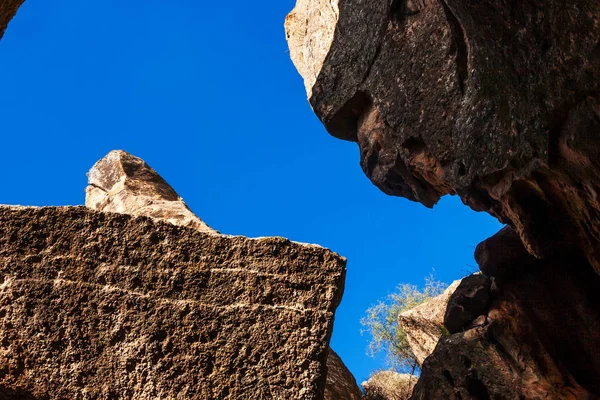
[0,0,501,384]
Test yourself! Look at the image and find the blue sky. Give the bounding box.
[0,0,501,383]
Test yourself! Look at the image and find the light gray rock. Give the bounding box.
[85,150,215,234]
[397,280,460,366]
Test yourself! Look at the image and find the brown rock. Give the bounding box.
[324,349,362,400]
[85,150,216,234]
[362,371,417,400]
[0,0,24,39]
[412,243,600,399]
[285,0,600,273]
[397,280,460,366]
[443,274,492,334]
[475,226,540,281]
[0,206,346,399]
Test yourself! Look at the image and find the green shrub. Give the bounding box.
[361,274,446,373]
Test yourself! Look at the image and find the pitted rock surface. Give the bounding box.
[285,0,600,272]
[0,206,346,399]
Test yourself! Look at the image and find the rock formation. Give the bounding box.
[413,229,600,399]
[285,0,600,273]
[0,0,23,39]
[324,349,363,400]
[398,279,460,366]
[86,150,215,234]
[286,0,600,398]
[362,371,417,400]
[86,150,361,399]
[0,206,346,399]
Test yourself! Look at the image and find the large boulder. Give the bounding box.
[285,0,600,273]
[87,150,361,399]
[397,279,460,366]
[0,0,24,39]
[0,206,346,399]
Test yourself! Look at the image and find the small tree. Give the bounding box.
[361,274,446,374]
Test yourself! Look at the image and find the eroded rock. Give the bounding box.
[398,279,460,366]
[443,274,491,335]
[412,237,600,399]
[362,371,417,400]
[85,150,215,234]
[285,0,600,273]
[0,206,346,399]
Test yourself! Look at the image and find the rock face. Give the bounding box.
[286,0,600,398]
[413,232,600,399]
[0,206,346,399]
[443,274,491,335]
[362,371,417,400]
[397,279,460,366]
[285,0,600,274]
[87,150,360,399]
[324,349,362,400]
[0,0,23,39]
[86,150,215,234]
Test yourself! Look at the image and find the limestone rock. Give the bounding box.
[285,0,600,273]
[397,279,460,366]
[362,371,417,400]
[324,349,362,400]
[85,150,215,234]
[0,206,346,399]
[443,274,491,334]
[0,0,24,39]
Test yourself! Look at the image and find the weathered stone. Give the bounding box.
[324,349,362,400]
[398,279,460,366]
[413,249,600,399]
[85,150,215,234]
[444,274,492,334]
[362,371,417,400]
[285,0,600,273]
[475,225,539,281]
[86,151,358,398]
[0,0,23,39]
[0,206,346,399]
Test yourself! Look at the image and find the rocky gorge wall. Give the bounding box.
[286,0,600,398]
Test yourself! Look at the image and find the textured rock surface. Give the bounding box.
[0,206,346,399]
[412,235,600,399]
[0,0,23,39]
[362,371,417,400]
[87,150,359,398]
[285,0,600,273]
[397,279,460,366]
[443,274,491,335]
[86,150,215,234]
[324,349,362,400]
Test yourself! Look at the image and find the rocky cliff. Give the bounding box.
[286,0,600,398]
